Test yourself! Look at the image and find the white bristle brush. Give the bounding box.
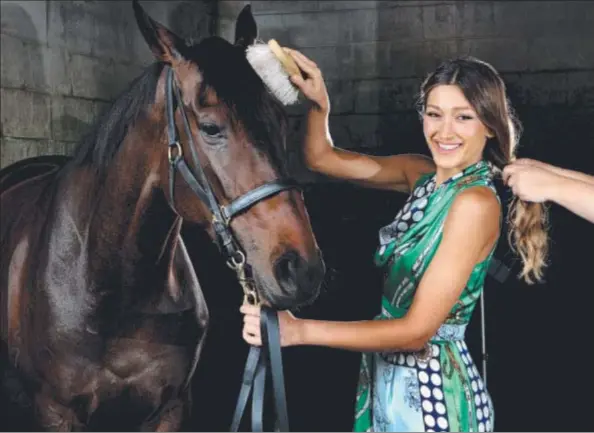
[246,39,302,106]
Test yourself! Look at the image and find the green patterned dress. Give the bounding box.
[353,160,499,432]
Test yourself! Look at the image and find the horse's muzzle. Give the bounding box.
[271,248,325,309]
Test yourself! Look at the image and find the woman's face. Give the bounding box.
[422,84,493,180]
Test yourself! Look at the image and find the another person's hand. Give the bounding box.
[240,303,302,347]
[509,157,561,173]
[503,161,558,202]
[283,47,330,112]
[510,157,550,168]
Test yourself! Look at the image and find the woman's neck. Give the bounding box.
[434,158,484,187]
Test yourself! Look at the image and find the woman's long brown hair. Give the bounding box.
[418,56,549,284]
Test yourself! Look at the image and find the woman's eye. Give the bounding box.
[425,112,440,118]
[458,115,474,121]
[200,123,222,136]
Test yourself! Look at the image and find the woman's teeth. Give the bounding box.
[438,142,461,151]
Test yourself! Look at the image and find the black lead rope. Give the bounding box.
[230,307,289,432]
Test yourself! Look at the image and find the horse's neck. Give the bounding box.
[64,152,180,304]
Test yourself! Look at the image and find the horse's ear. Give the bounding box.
[133,0,186,64]
[234,4,258,48]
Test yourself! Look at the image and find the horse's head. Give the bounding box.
[132,1,325,309]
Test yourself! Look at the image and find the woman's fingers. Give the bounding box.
[240,302,262,345]
[290,73,306,88]
[243,314,260,326]
[283,47,317,67]
[243,321,260,336]
[505,173,516,188]
[284,49,320,77]
[290,54,317,77]
[502,163,518,184]
[240,303,260,316]
[294,51,318,69]
[243,328,261,346]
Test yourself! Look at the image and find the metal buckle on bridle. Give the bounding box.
[211,209,230,228]
[168,141,182,164]
[226,250,259,306]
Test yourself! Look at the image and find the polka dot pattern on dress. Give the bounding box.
[455,340,494,432]
[378,339,495,432]
[378,175,435,247]
[379,344,450,432]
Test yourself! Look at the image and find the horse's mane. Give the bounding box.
[69,62,164,178]
[67,36,289,182]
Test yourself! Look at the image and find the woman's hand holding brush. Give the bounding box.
[282,47,330,113]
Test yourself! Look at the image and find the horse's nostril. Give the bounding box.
[274,250,301,286]
[270,249,325,309]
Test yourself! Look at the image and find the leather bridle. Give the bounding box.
[163,65,292,431]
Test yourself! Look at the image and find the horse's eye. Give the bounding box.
[199,123,222,137]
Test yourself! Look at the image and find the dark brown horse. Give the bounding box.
[0,1,325,430]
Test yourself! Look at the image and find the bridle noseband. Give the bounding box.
[163,65,292,431]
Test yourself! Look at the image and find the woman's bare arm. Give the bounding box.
[512,158,594,186]
[504,160,594,223]
[304,106,435,192]
[287,47,435,193]
[241,187,501,351]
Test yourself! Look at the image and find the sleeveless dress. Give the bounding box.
[353,160,499,432]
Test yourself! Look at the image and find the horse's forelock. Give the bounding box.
[190,38,290,175]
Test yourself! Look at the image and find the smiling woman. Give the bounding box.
[422,85,496,184]
[240,52,551,432]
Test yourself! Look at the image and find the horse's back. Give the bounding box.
[0,155,70,194]
[1,155,70,240]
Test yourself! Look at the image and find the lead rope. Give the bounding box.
[228,252,289,432]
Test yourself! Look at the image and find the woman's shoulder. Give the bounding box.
[452,184,499,208]
[447,185,501,229]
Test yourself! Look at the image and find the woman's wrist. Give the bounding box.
[290,317,311,346]
[306,97,330,115]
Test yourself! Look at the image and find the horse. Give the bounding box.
[0,1,325,430]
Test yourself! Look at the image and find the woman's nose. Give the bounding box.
[438,118,455,138]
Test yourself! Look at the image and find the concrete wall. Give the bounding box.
[3,1,591,171]
[218,1,594,182]
[0,0,216,169]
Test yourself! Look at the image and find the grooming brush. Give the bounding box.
[246,39,303,106]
